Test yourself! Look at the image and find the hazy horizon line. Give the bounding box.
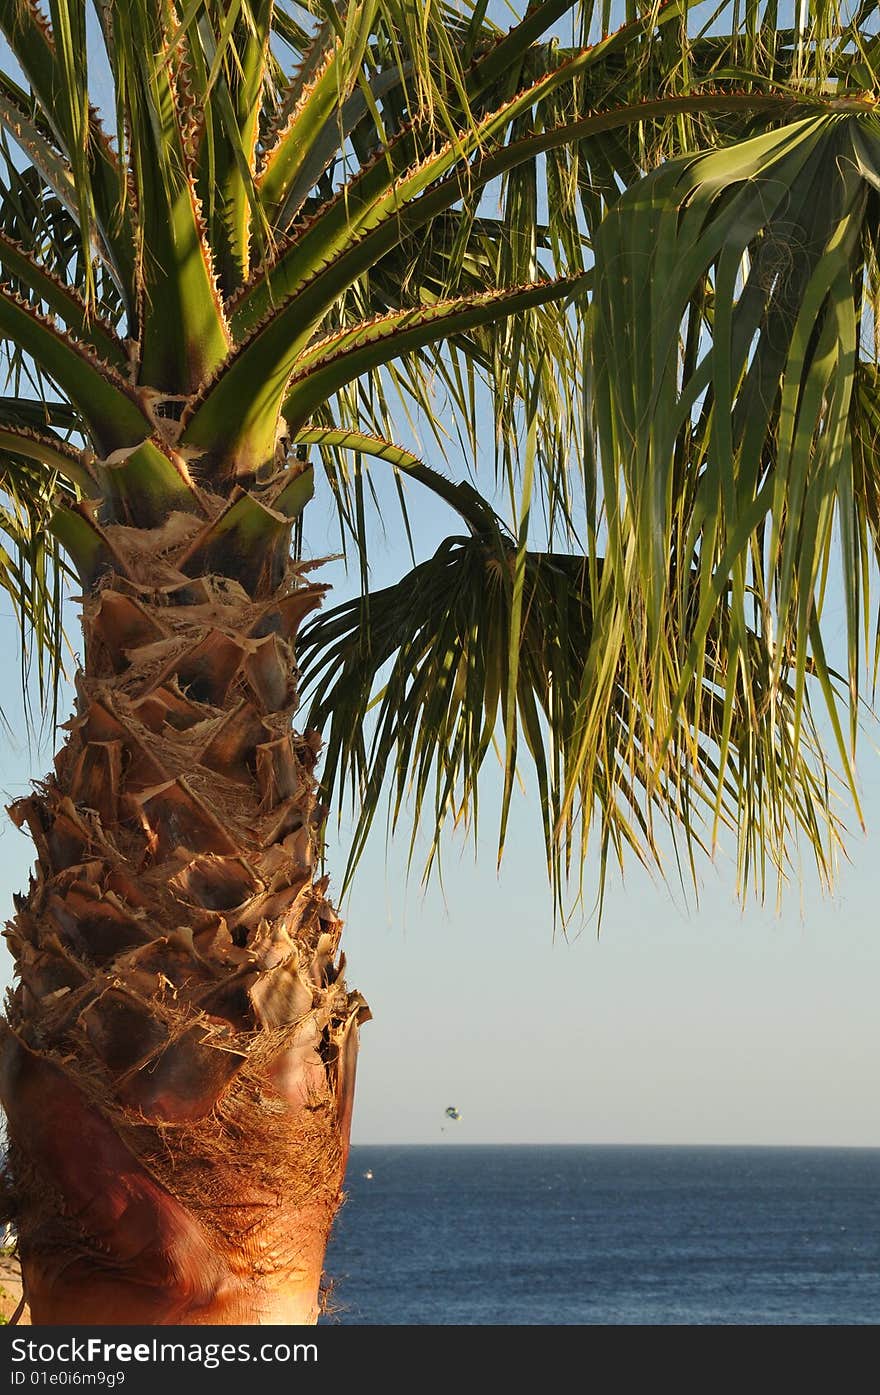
[348,1139,880,1150]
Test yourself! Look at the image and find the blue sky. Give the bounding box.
[1,0,879,1149]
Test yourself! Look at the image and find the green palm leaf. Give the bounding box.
[0,0,876,915]
[589,109,880,874]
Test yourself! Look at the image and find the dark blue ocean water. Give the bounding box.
[320,1145,880,1325]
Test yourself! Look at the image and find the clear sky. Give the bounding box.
[1,0,879,1151]
[2,469,880,1151]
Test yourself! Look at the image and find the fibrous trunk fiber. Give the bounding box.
[0,502,368,1324]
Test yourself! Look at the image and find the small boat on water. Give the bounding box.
[363,1169,374,1180]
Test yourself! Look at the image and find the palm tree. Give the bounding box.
[0,0,876,1325]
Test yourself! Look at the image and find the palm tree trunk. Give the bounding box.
[0,500,368,1325]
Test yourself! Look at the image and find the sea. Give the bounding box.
[320,1144,880,1325]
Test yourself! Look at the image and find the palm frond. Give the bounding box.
[0,0,876,918]
[0,436,75,724]
[300,527,845,918]
[585,107,880,894]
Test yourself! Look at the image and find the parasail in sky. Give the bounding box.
[444,1106,462,1121]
